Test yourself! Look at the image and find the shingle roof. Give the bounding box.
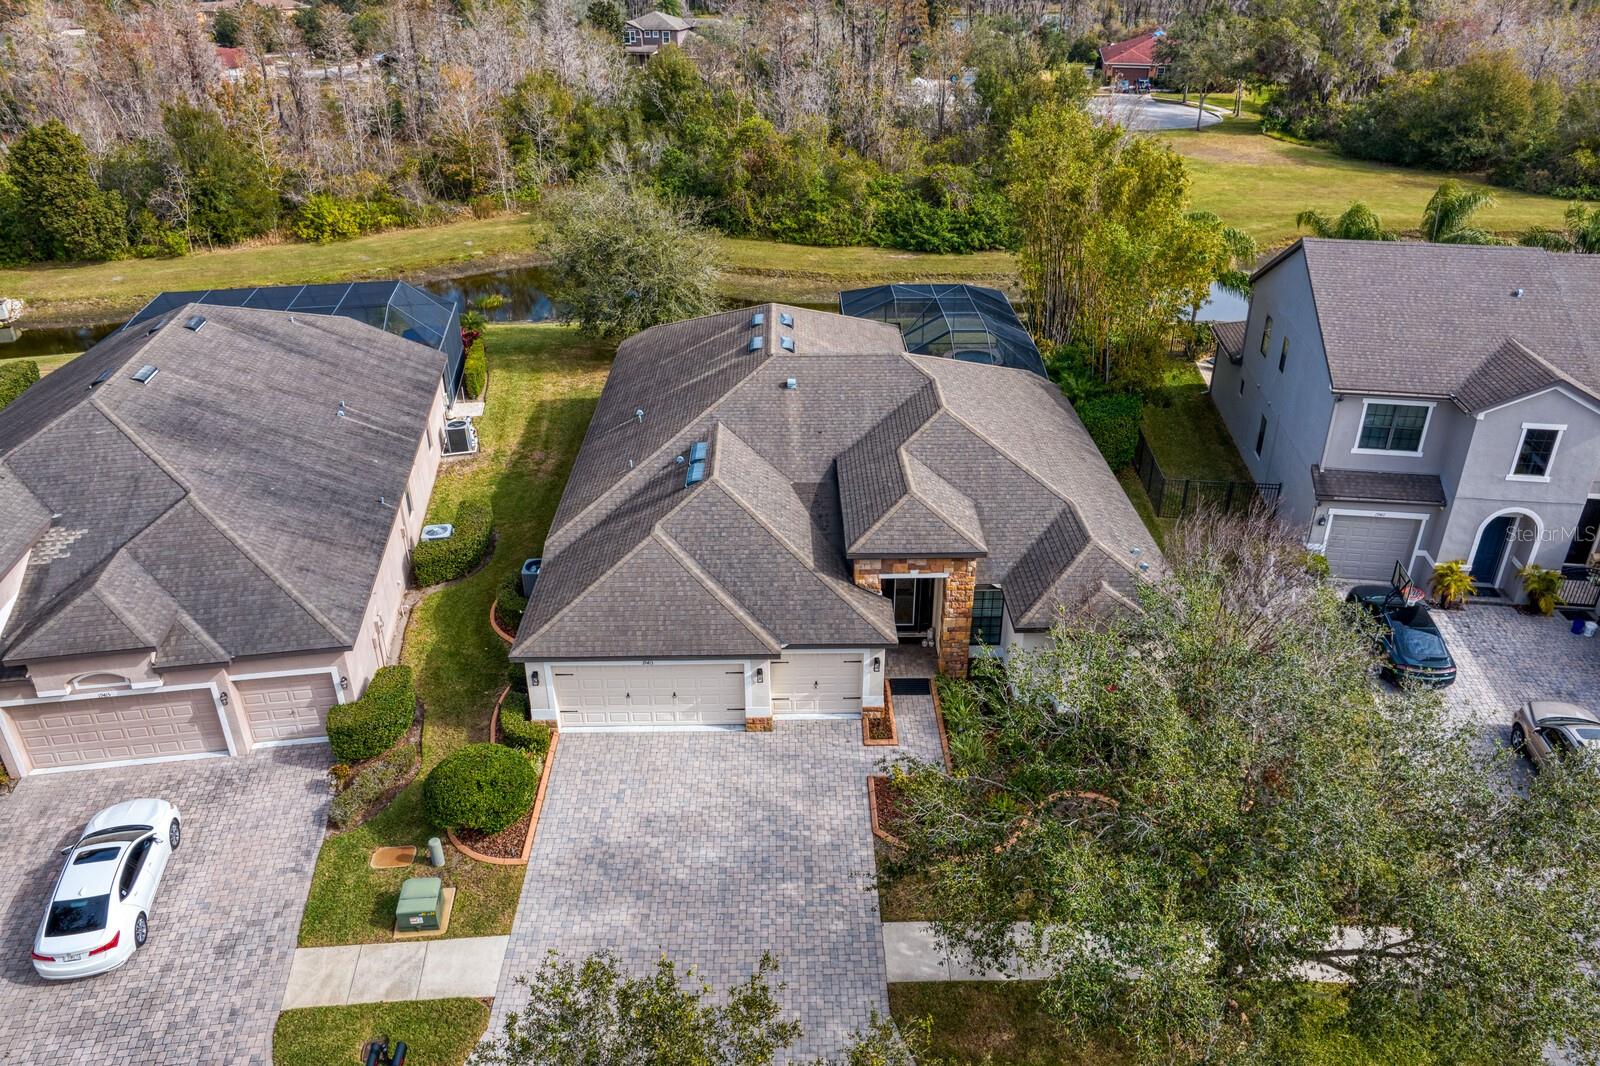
[627,10,691,30]
[1278,239,1600,404]
[512,305,1159,660]
[1212,320,1246,360]
[0,468,49,573]
[1311,465,1448,507]
[0,303,443,666]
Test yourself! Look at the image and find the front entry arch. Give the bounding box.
[1467,508,1544,591]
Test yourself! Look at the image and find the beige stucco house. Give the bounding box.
[0,301,446,778]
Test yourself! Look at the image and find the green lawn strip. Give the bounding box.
[0,215,535,325]
[296,323,610,948]
[1161,121,1572,246]
[2,352,80,376]
[274,997,489,1066]
[890,981,1481,1065]
[1115,468,1169,549]
[714,237,1017,304]
[1140,363,1250,483]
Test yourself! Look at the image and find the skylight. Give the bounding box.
[132,364,159,384]
[685,459,707,486]
[90,367,113,388]
[689,441,708,463]
[750,312,765,327]
[748,337,763,352]
[779,313,794,327]
[780,336,796,352]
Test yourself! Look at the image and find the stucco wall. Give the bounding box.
[1208,248,1335,525]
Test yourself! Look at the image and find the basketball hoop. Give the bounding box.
[1399,584,1426,606]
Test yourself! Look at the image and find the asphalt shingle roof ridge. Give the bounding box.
[651,526,782,652]
[707,426,899,644]
[90,394,352,648]
[900,453,986,552]
[843,413,946,553]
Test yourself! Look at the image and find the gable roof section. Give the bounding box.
[0,302,443,666]
[513,305,1159,658]
[0,468,50,573]
[1100,30,1162,66]
[1279,239,1600,402]
[628,10,691,30]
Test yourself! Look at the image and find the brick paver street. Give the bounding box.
[0,746,329,1066]
[489,711,944,1063]
[1435,605,1600,741]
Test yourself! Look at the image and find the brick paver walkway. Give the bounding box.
[0,745,329,1066]
[488,713,943,1062]
[1435,605,1600,741]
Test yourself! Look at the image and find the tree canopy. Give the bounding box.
[882,509,1600,1065]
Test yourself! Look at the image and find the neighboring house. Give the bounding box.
[1211,238,1600,597]
[125,281,465,406]
[196,0,307,24]
[510,304,1158,733]
[623,11,692,60]
[1099,30,1166,86]
[0,302,446,778]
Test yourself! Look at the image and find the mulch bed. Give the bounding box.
[452,803,535,860]
[869,774,908,846]
[864,710,896,742]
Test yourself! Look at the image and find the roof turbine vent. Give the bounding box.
[783,377,798,390]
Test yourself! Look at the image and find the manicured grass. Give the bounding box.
[1140,362,1249,482]
[274,997,489,1066]
[1161,119,1575,246]
[1116,468,1168,548]
[890,981,1488,1065]
[0,215,535,325]
[1,352,78,376]
[297,323,610,947]
[715,237,1017,304]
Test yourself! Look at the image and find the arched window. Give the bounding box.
[71,672,132,692]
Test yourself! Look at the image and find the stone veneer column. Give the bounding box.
[852,557,978,677]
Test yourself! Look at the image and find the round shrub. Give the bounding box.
[498,693,550,757]
[424,743,538,834]
[411,499,493,587]
[326,665,415,763]
[494,571,527,634]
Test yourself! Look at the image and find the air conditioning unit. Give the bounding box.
[443,418,478,455]
[421,524,454,541]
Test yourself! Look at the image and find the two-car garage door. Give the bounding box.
[553,663,746,728]
[1323,514,1424,581]
[8,689,227,772]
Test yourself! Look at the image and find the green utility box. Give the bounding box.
[396,877,443,931]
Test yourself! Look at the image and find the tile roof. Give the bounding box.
[1311,465,1448,507]
[0,303,443,667]
[1100,30,1163,66]
[1277,239,1600,404]
[512,305,1159,660]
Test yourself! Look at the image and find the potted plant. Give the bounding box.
[1517,563,1563,616]
[1429,559,1476,609]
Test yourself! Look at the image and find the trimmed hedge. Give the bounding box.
[494,571,527,634]
[507,660,528,694]
[411,499,493,587]
[498,692,551,756]
[423,743,539,834]
[326,665,415,763]
[0,360,39,411]
[1075,393,1143,469]
[461,338,487,400]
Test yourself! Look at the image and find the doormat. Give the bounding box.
[369,846,416,870]
[889,678,932,696]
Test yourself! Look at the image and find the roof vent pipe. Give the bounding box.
[784,377,798,390]
[635,408,645,423]
[1512,288,1524,298]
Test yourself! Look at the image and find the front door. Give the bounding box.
[1567,499,1600,566]
[882,578,936,638]
[1471,515,1516,587]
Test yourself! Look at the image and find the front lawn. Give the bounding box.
[890,981,1489,1065]
[297,323,610,947]
[273,997,489,1066]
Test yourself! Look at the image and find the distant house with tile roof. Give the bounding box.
[1099,29,1167,86]
[1211,238,1600,597]
[511,303,1160,734]
[0,298,446,778]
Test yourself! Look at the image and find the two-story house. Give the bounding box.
[1211,239,1600,598]
[623,11,693,60]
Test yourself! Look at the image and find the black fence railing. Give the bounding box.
[1133,431,1281,520]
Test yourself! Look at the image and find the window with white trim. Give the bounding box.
[1358,403,1428,453]
[1512,426,1561,478]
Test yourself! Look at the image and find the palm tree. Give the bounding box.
[1520,204,1600,253]
[1419,180,1503,245]
[1294,201,1397,241]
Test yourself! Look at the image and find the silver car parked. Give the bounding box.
[1511,701,1600,771]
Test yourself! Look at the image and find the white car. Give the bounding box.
[31,799,182,980]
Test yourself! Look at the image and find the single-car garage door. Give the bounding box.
[1323,514,1423,581]
[772,653,862,716]
[553,663,745,728]
[235,674,337,744]
[7,689,227,773]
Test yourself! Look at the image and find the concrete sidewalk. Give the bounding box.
[281,936,509,1009]
[883,922,1053,982]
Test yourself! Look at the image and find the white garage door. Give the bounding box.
[1324,514,1423,581]
[235,674,337,744]
[553,663,745,728]
[7,689,227,773]
[771,653,863,716]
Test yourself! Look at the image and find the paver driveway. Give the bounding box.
[0,745,329,1066]
[489,703,944,1062]
[1435,605,1600,741]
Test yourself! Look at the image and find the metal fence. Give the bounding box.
[1132,431,1281,520]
